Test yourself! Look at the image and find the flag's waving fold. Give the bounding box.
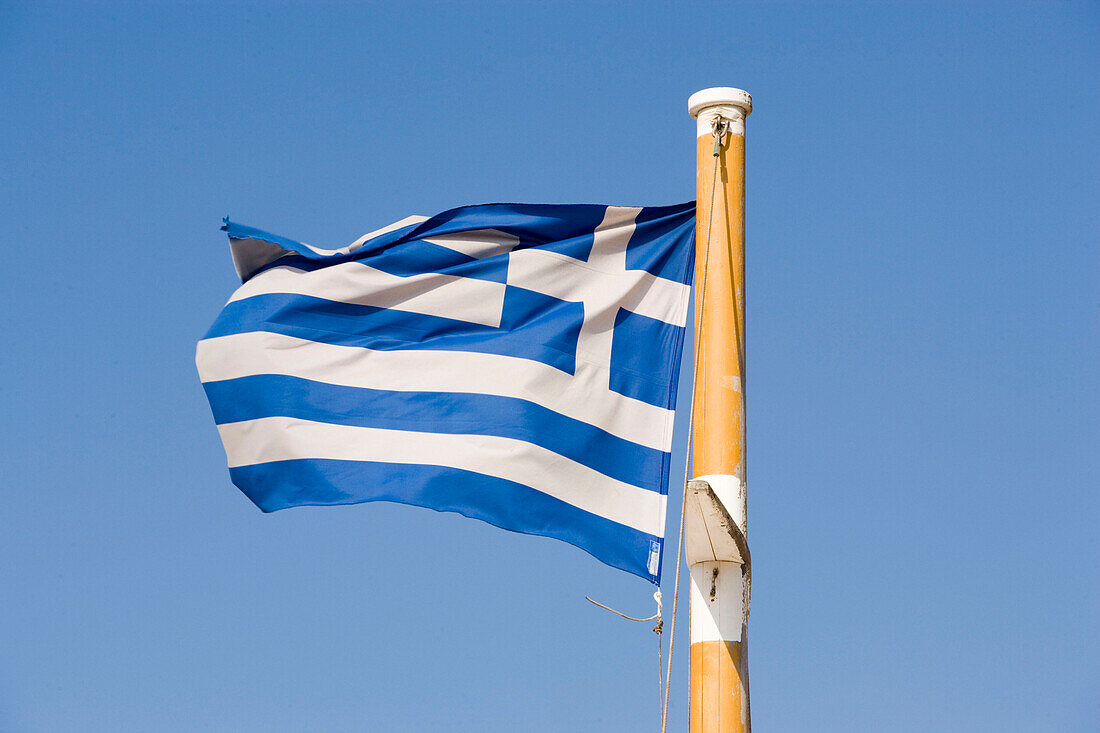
[197,202,695,583]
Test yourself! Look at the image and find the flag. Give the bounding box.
[196,202,695,582]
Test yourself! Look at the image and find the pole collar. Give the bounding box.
[688,87,752,137]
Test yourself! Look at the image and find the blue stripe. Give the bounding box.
[406,203,609,263]
[253,247,510,284]
[357,239,508,283]
[203,374,669,490]
[225,202,695,284]
[230,458,662,583]
[204,289,583,375]
[222,218,424,278]
[609,309,687,408]
[626,203,697,285]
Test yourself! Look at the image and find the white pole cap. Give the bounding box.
[688,87,752,137]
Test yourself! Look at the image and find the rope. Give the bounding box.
[659,115,728,733]
[656,620,664,723]
[584,590,662,623]
[584,117,729,733]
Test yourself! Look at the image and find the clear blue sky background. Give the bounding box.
[1,2,1096,731]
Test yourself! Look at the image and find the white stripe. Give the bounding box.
[421,228,520,259]
[219,416,666,534]
[196,330,675,451]
[230,238,289,281]
[694,473,745,531]
[507,248,690,326]
[689,561,745,643]
[228,216,430,281]
[227,261,506,328]
[315,215,430,255]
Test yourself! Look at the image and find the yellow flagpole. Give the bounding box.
[686,87,752,733]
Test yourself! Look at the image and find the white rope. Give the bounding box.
[659,115,728,733]
[584,590,662,623]
[584,118,728,733]
[584,591,666,721]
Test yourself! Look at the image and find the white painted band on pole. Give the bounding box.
[692,473,746,531]
[688,86,752,137]
[689,561,745,644]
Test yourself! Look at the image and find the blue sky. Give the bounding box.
[1,2,1096,731]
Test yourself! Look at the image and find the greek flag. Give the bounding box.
[197,202,695,582]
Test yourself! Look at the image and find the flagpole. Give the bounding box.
[686,87,752,733]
